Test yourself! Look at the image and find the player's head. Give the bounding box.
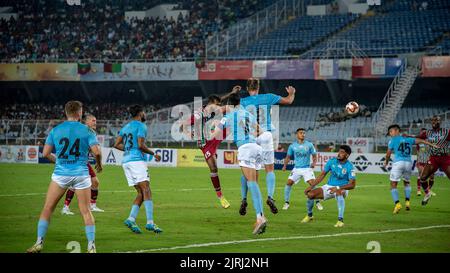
[64,100,83,121]
[420,127,427,133]
[387,124,400,137]
[223,93,241,114]
[246,78,260,95]
[431,115,441,130]
[129,104,146,122]
[296,128,306,141]
[337,145,351,161]
[204,94,222,115]
[84,114,97,130]
[207,94,221,106]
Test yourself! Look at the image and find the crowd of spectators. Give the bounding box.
[0,0,270,62]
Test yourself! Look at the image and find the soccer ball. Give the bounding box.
[345,101,359,115]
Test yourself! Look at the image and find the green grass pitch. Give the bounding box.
[0,163,449,253]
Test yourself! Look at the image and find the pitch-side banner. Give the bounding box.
[421,56,450,77]
[352,58,404,78]
[252,60,315,79]
[101,147,177,167]
[198,61,253,80]
[0,145,39,164]
[0,63,79,81]
[80,62,198,81]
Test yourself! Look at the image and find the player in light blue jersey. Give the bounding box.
[384,124,437,214]
[27,101,102,253]
[114,104,163,235]
[228,78,296,216]
[213,93,267,235]
[303,145,356,228]
[281,128,321,211]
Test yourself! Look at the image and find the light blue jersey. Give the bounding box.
[324,158,356,187]
[287,140,316,168]
[45,121,98,176]
[219,106,258,148]
[118,120,147,164]
[388,135,416,163]
[240,93,281,132]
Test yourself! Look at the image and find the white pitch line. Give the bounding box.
[120,225,450,253]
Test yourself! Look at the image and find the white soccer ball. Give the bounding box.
[345,101,359,115]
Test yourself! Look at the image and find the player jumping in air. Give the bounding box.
[230,78,296,216]
[417,116,450,205]
[303,145,355,228]
[114,105,163,234]
[184,94,233,209]
[282,128,322,211]
[27,101,102,253]
[384,124,437,213]
[213,93,267,234]
[415,128,435,196]
[62,114,104,215]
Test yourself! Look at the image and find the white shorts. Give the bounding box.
[257,131,274,152]
[122,161,150,187]
[321,184,349,201]
[390,161,412,182]
[238,143,262,170]
[288,168,316,184]
[52,174,91,190]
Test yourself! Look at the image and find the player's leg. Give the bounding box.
[74,186,96,253]
[90,176,104,212]
[241,166,266,235]
[27,181,66,253]
[62,188,75,215]
[420,162,438,205]
[390,162,402,213]
[391,181,402,213]
[138,178,162,234]
[301,187,324,223]
[416,163,423,195]
[124,185,143,234]
[403,163,412,211]
[334,191,346,227]
[283,179,295,210]
[239,174,249,215]
[205,155,230,209]
[264,163,278,214]
[304,169,322,210]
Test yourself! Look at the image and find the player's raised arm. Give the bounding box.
[113,135,124,151]
[220,85,242,102]
[278,86,296,105]
[90,144,103,173]
[415,138,440,149]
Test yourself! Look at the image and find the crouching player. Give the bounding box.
[27,101,102,253]
[303,145,355,228]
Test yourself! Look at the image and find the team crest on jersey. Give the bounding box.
[342,168,347,175]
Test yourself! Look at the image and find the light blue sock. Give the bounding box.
[307,199,314,217]
[404,185,411,200]
[240,175,248,200]
[85,225,95,242]
[247,181,264,217]
[266,171,276,199]
[128,204,140,222]
[391,188,399,204]
[337,195,345,221]
[284,185,292,203]
[143,200,154,224]
[37,219,49,242]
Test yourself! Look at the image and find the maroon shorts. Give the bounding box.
[201,140,221,160]
[428,155,450,171]
[88,164,96,178]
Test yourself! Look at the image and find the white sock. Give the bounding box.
[88,241,95,249]
[127,217,136,222]
[36,237,44,245]
[147,220,154,225]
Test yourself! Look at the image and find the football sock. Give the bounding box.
[36,219,49,244]
[64,189,75,206]
[85,225,95,243]
[284,184,292,203]
[391,188,399,204]
[404,184,411,201]
[420,179,429,194]
[240,175,248,200]
[247,181,263,217]
[143,200,154,225]
[307,199,314,217]
[429,179,434,189]
[210,173,222,198]
[337,195,345,220]
[90,189,98,204]
[417,178,421,191]
[128,204,140,222]
[266,171,276,199]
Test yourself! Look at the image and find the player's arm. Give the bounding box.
[137,137,161,161]
[305,170,328,194]
[90,144,103,173]
[42,144,56,163]
[415,138,439,149]
[282,155,290,171]
[329,178,356,194]
[220,85,241,102]
[384,149,392,167]
[113,135,124,151]
[278,86,296,105]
